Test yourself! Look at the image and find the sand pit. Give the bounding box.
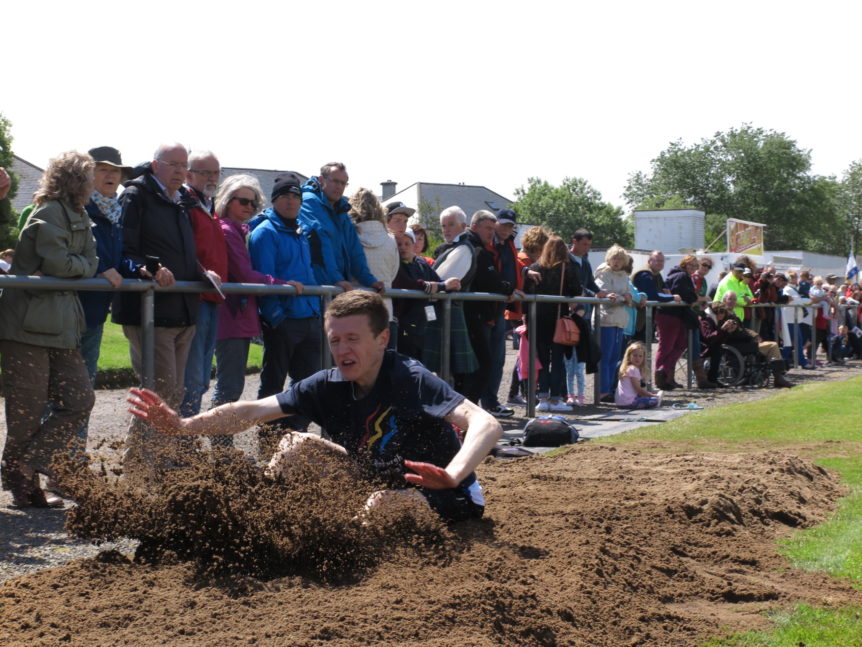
[2,444,860,646]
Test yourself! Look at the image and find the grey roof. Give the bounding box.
[221,167,308,209]
[382,181,514,227]
[9,155,43,214]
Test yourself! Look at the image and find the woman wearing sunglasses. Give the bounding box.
[208,175,297,448]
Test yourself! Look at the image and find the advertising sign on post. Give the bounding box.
[727,218,765,255]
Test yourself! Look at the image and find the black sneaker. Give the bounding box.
[506,395,528,406]
[486,404,515,418]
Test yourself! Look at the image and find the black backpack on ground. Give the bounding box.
[523,416,579,447]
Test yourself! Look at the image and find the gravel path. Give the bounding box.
[1,346,858,585]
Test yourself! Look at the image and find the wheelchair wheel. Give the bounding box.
[705,345,745,387]
[747,354,771,388]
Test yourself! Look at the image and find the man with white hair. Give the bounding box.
[426,206,480,398]
[179,151,227,416]
[434,206,473,282]
[112,142,208,476]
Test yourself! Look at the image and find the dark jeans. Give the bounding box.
[783,323,811,366]
[481,310,507,409]
[180,301,220,417]
[461,319,493,405]
[258,316,321,440]
[703,344,723,381]
[536,339,566,400]
[211,337,252,448]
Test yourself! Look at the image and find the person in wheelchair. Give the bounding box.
[701,294,793,388]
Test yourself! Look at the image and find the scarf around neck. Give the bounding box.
[91,191,122,225]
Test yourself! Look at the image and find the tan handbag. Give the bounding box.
[552,261,580,345]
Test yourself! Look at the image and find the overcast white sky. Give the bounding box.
[4,0,861,208]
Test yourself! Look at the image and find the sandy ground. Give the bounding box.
[1,349,861,646]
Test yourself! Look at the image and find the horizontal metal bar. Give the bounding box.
[0,274,856,312]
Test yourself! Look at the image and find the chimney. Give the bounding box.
[381,180,397,201]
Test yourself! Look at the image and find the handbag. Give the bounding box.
[552,261,580,346]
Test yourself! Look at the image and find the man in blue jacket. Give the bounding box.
[298,162,384,292]
[249,172,320,448]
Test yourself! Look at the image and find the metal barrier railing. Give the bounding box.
[0,275,858,417]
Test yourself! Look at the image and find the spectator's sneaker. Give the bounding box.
[575,395,585,406]
[565,396,576,407]
[536,401,551,412]
[486,404,515,418]
[549,401,573,413]
[506,394,528,406]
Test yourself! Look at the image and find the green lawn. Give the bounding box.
[599,376,862,646]
[97,321,262,371]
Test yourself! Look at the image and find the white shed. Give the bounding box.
[634,209,705,253]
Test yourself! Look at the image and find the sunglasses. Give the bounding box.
[231,197,259,209]
[701,263,713,269]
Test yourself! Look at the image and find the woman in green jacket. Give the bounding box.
[0,151,98,507]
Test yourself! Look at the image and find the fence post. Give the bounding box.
[592,302,602,404]
[792,306,800,369]
[685,327,693,389]
[645,303,654,389]
[141,288,155,390]
[774,304,781,344]
[441,296,452,384]
[526,299,537,418]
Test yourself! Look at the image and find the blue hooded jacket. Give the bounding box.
[248,209,319,326]
[297,176,377,287]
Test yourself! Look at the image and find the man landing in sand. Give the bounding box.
[128,291,503,521]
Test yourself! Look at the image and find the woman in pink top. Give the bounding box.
[211,175,291,445]
[614,342,662,409]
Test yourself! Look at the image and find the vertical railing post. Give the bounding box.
[774,303,781,345]
[526,299,537,418]
[685,326,693,389]
[141,288,155,390]
[792,306,800,369]
[441,296,452,384]
[645,302,654,389]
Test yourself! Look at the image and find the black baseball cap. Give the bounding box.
[497,208,517,225]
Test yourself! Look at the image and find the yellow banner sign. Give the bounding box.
[727,218,765,255]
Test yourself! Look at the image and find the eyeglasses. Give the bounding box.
[157,159,189,171]
[189,169,220,178]
[231,197,259,209]
[323,176,348,187]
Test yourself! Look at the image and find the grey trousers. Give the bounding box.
[121,325,196,479]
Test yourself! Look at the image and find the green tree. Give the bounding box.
[838,161,862,254]
[624,125,841,252]
[0,112,19,249]
[513,177,631,247]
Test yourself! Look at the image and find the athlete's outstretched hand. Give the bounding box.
[403,460,458,489]
[127,387,184,435]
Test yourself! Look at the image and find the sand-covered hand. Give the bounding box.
[127,387,184,435]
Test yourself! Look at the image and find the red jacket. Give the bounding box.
[187,186,228,304]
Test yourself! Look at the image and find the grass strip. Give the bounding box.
[594,377,862,645]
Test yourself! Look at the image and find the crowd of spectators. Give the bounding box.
[1,149,860,507]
